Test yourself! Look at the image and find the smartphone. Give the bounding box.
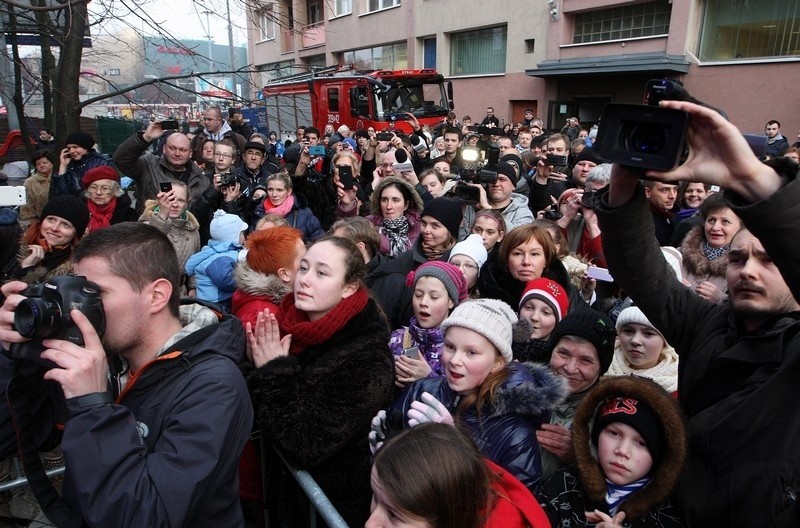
[545,154,568,167]
[709,185,721,193]
[159,181,173,193]
[392,161,414,172]
[337,165,354,190]
[586,266,614,282]
[403,346,420,359]
[160,120,179,130]
[376,132,394,141]
[308,145,326,156]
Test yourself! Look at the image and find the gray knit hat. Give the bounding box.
[440,299,518,363]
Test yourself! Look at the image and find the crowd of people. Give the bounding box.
[0,101,798,528]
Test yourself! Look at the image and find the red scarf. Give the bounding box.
[263,194,295,217]
[277,287,369,355]
[87,198,117,233]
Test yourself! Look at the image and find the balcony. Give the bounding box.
[281,29,295,54]
[301,23,325,49]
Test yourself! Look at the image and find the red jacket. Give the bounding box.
[484,460,551,528]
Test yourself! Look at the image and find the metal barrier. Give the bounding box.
[0,458,65,494]
[280,457,349,528]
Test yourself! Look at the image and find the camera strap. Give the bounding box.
[6,374,86,528]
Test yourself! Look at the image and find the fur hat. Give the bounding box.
[421,197,463,239]
[82,165,119,188]
[245,227,303,274]
[615,306,665,341]
[40,195,90,237]
[406,261,468,305]
[549,308,616,374]
[441,299,518,363]
[448,234,488,271]
[210,210,248,244]
[64,132,95,151]
[519,278,570,323]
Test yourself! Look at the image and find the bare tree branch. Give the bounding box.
[0,0,86,11]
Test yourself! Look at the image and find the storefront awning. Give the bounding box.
[526,53,690,78]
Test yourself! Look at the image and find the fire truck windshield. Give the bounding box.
[375,81,449,119]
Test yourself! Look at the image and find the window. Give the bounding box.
[308,2,323,25]
[573,1,671,44]
[332,0,352,17]
[259,8,276,41]
[343,42,408,70]
[525,38,535,53]
[450,26,507,76]
[423,37,436,69]
[328,88,339,111]
[367,0,400,13]
[699,0,800,60]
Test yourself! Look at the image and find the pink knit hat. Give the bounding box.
[406,261,469,305]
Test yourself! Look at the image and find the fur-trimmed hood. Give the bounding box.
[233,261,290,302]
[491,362,568,418]
[369,176,424,216]
[572,376,686,521]
[680,225,728,279]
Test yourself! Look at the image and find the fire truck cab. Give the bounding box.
[261,67,453,138]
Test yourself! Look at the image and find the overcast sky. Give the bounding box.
[98,0,250,47]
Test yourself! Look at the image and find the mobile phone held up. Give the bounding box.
[308,145,326,156]
[160,120,179,131]
[586,266,614,282]
[376,132,394,142]
[159,181,173,193]
[337,165,355,190]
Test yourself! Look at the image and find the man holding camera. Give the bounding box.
[458,160,534,240]
[596,100,800,527]
[114,121,207,215]
[527,133,572,213]
[0,222,253,527]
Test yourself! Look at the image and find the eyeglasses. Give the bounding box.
[451,260,478,271]
[215,152,234,159]
[88,185,114,194]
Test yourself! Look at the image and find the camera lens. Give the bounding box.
[14,298,62,338]
[625,124,668,154]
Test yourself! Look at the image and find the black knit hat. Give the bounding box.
[591,395,666,468]
[64,132,95,151]
[497,161,519,187]
[40,195,90,238]
[549,308,616,374]
[573,147,603,166]
[420,197,463,239]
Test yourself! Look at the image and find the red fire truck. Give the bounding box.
[260,66,454,139]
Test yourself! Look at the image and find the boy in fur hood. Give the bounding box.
[537,376,686,527]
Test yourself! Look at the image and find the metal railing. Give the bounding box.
[0,458,64,494]
[280,456,348,528]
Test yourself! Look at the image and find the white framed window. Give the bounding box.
[333,0,352,17]
[259,8,276,41]
[367,0,400,13]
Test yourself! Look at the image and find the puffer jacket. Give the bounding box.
[537,376,686,527]
[390,362,567,491]
[388,317,445,377]
[185,241,241,304]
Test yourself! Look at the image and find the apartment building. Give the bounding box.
[246,0,798,133]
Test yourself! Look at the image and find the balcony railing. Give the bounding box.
[301,23,325,49]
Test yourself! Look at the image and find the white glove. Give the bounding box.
[368,409,387,456]
[407,392,454,427]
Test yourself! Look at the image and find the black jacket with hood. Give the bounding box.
[538,376,686,528]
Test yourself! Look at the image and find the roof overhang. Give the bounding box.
[526,53,690,78]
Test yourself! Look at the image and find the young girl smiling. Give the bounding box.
[513,278,571,363]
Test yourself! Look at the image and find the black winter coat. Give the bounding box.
[243,297,394,527]
[596,160,800,528]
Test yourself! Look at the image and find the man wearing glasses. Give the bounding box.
[189,106,247,164]
[114,121,207,215]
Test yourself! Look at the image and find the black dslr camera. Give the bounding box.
[8,275,105,369]
[595,79,693,171]
[219,172,238,186]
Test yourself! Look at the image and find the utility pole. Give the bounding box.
[224,0,238,98]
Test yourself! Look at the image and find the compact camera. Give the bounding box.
[219,172,237,186]
[8,275,106,368]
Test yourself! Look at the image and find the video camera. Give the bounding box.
[7,275,105,369]
[449,146,500,203]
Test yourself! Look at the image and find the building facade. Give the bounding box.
[246,0,798,134]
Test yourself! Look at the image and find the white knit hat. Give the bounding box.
[449,234,488,272]
[440,299,518,363]
[615,306,665,340]
[210,210,248,244]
